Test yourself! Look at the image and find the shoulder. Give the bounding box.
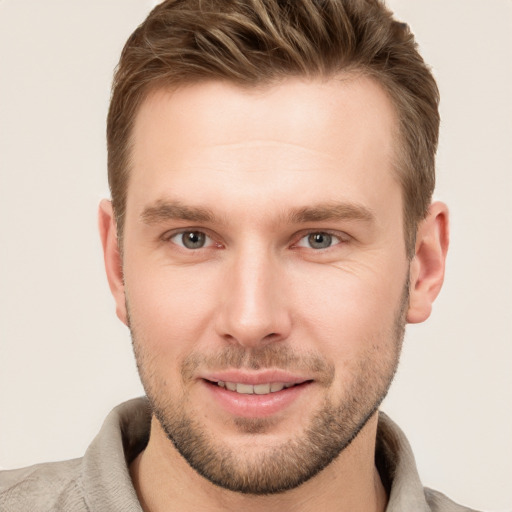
[0,458,88,512]
[424,487,482,512]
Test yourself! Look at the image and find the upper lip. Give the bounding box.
[200,370,311,386]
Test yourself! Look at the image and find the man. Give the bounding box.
[0,0,480,511]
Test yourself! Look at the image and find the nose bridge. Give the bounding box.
[217,240,290,347]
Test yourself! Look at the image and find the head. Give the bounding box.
[107,0,440,256]
[100,0,448,497]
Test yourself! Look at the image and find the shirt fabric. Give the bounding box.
[0,397,480,512]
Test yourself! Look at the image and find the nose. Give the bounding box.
[215,246,292,348]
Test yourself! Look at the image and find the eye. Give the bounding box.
[296,232,342,250]
[169,231,213,249]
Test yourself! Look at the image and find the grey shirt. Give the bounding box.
[0,398,479,511]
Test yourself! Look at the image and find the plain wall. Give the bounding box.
[0,1,511,510]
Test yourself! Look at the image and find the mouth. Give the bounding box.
[205,380,308,395]
[200,371,315,417]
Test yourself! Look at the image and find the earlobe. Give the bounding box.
[98,199,128,326]
[407,201,449,324]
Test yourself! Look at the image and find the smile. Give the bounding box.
[216,381,297,395]
[202,376,313,417]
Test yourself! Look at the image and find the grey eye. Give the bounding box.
[307,233,333,249]
[175,231,207,249]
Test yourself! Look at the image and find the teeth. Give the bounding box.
[236,383,254,394]
[254,383,270,395]
[217,381,295,395]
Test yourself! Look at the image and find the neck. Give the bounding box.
[130,412,387,512]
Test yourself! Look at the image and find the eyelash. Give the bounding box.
[162,229,349,251]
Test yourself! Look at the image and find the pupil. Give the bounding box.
[183,231,205,249]
[308,233,331,249]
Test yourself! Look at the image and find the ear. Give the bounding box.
[407,201,449,324]
[98,199,128,326]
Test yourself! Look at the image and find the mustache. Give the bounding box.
[181,344,335,386]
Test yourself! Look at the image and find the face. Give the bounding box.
[119,77,411,494]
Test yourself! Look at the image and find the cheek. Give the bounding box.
[290,261,406,357]
[292,267,406,405]
[123,260,221,355]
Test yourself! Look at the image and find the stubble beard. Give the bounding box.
[129,284,408,495]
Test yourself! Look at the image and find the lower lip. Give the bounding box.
[203,380,312,418]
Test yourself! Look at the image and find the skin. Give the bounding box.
[99,76,448,512]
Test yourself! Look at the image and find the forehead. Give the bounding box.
[127,76,400,225]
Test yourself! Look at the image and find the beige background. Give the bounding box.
[0,1,511,510]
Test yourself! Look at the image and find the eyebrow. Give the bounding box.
[140,199,375,226]
[287,202,375,224]
[141,200,217,224]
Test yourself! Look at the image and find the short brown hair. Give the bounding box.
[107,0,439,255]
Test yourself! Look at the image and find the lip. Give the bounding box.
[200,371,313,418]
